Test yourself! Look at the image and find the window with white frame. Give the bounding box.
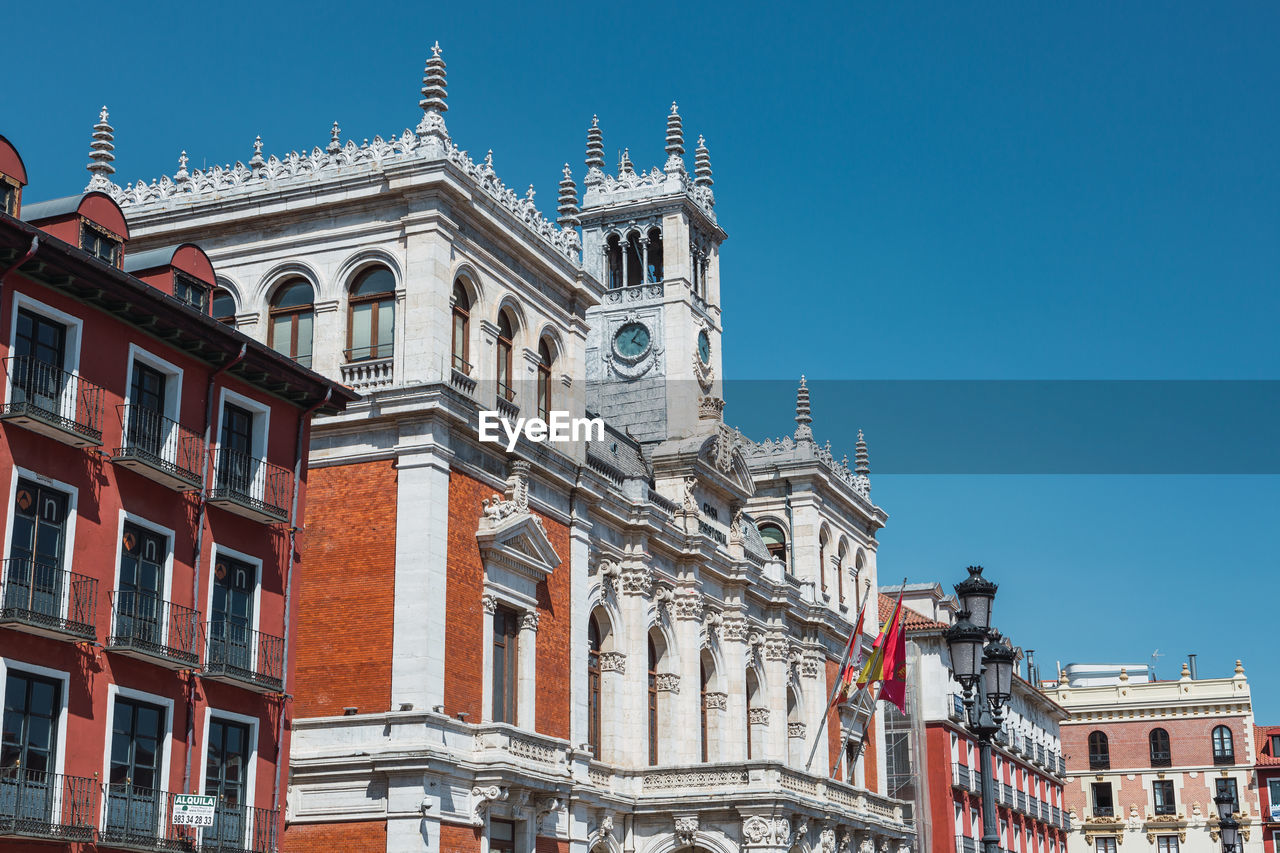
[7,296,84,423]
[1095,838,1117,853]
[122,346,184,469]
[1156,837,1178,853]
[213,390,270,502]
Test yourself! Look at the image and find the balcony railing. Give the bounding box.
[1213,751,1235,766]
[339,356,394,393]
[1094,805,1114,818]
[114,405,203,490]
[1,356,104,446]
[200,800,279,853]
[108,590,201,667]
[204,621,285,693]
[0,558,96,640]
[0,767,98,842]
[209,447,292,523]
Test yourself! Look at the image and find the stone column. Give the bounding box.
[481,593,497,720]
[672,587,704,763]
[720,611,749,761]
[519,611,539,725]
[391,441,453,712]
[618,557,652,767]
[569,508,593,749]
[764,633,790,759]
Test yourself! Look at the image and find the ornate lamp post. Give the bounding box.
[944,566,1015,853]
[1215,792,1240,853]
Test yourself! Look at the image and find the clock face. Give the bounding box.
[614,322,651,358]
[697,330,711,365]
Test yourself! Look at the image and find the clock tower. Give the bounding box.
[574,105,728,445]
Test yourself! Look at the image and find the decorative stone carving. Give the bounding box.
[597,559,621,593]
[712,424,738,474]
[482,593,497,614]
[704,692,727,710]
[820,827,837,853]
[699,395,724,421]
[470,785,506,826]
[764,635,791,661]
[743,815,772,845]
[520,611,539,632]
[599,651,626,674]
[729,505,745,544]
[859,838,875,853]
[673,589,704,621]
[481,460,534,528]
[655,673,681,693]
[720,613,748,642]
[789,722,807,738]
[792,815,809,843]
[682,476,698,513]
[535,797,563,832]
[748,708,771,725]
[619,563,653,596]
[801,652,822,679]
[674,815,699,846]
[773,818,792,847]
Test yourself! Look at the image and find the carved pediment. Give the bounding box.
[476,460,560,582]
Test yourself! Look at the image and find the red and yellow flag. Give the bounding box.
[832,603,866,705]
[879,599,909,712]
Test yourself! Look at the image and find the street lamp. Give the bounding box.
[1215,792,1240,853]
[944,566,1013,853]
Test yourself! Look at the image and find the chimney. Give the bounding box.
[1026,649,1039,685]
[1188,654,1198,680]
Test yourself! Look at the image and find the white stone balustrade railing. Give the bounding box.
[340,357,395,393]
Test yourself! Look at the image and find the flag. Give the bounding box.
[832,603,866,705]
[879,598,909,712]
[858,594,903,688]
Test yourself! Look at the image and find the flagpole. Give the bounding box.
[834,682,882,778]
[803,605,863,771]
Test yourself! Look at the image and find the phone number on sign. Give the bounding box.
[173,812,214,827]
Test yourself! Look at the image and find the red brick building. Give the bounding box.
[0,129,353,851]
[879,584,1070,853]
[1254,725,1280,853]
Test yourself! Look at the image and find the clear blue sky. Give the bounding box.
[5,3,1278,712]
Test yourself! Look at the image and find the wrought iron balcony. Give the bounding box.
[107,590,201,668]
[954,765,971,789]
[1093,805,1114,818]
[0,766,98,843]
[1213,750,1235,766]
[101,784,278,851]
[1,356,104,447]
[0,558,96,640]
[204,621,285,693]
[113,405,204,491]
[208,447,292,524]
[200,800,279,853]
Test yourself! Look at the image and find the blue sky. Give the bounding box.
[4,3,1278,711]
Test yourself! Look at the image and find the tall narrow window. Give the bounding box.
[13,309,69,418]
[106,698,166,838]
[1091,781,1114,817]
[646,227,664,282]
[1088,731,1110,770]
[647,636,659,766]
[1152,779,1175,815]
[818,533,828,595]
[8,480,70,623]
[536,341,553,421]
[212,289,237,326]
[588,616,602,759]
[1215,778,1238,814]
[2,671,60,777]
[347,267,395,361]
[700,659,709,763]
[490,819,515,853]
[268,279,314,368]
[1149,728,1171,767]
[836,543,846,605]
[1212,726,1235,764]
[117,523,168,647]
[204,718,250,848]
[216,404,255,497]
[605,234,623,289]
[127,360,168,459]
[208,555,256,673]
[451,281,471,373]
[496,311,515,403]
[492,606,519,724]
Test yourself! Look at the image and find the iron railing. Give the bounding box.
[0,766,98,842]
[115,405,203,486]
[201,801,279,852]
[955,765,971,789]
[0,558,96,639]
[108,590,201,666]
[1213,750,1235,766]
[451,354,472,375]
[2,356,104,443]
[204,621,285,692]
[210,446,292,522]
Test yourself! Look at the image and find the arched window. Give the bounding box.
[496,310,515,403]
[625,231,643,287]
[588,616,602,759]
[1149,728,1171,767]
[818,531,829,596]
[212,288,237,326]
[647,636,659,766]
[759,523,787,567]
[854,551,865,610]
[347,266,395,362]
[451,280,471,374]
[787,686,804,766]
[1212,725,1235,764]
[536,340,553,420]
[605,234,623,289]
[646,226,664,282]
[836,541,848,606]
[269,278,314,367]
[745,668,763,760]
[1088,731,1110,770]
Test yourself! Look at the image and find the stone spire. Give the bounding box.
[794,375,813,443]
[174,151,189,186]
[86,106,116,191]
[855,430,870,476]
[328,121,341,154]
[618,147,633,177]
[585,115,605,185]
[416,41,449,143]
[557,164,579,227]
[665,101,685,174]
[694,135,713,187]
[249,136,265,173]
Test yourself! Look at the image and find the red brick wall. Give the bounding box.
[1061,714,1252,771]
[441,822,482,853]
[444,469,570,738]
[294,460,397,717]
[537,835,568,853]
[826,659,842,773]
[926,725,957,853]
[864,712,879,792]
[282,820,386,853]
